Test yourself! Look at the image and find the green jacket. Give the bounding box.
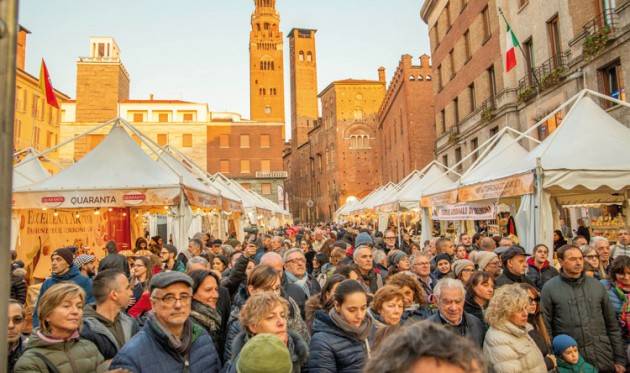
[557,356,598,373]
[13,331,106,373]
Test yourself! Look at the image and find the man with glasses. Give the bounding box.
[283,248,321,298]
[111,271,220,372]
[161,244,185,272]
[7,299,26,372]
[612,229,630,259]
[411,253,434,302]
[384,230,398,253]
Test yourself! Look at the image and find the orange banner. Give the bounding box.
[421,189,458,208]
[458,172,534,202]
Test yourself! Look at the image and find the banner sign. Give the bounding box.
[421,189,458,208]
[184,189,220,209]
[458,172,534,202]
[222,198,243,213]
[13,188,180,209]
[432,202,497,221]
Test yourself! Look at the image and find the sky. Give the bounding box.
[19,0,430,137]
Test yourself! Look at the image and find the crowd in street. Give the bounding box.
[6,224,630,372]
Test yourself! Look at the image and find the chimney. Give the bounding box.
[16,26,30,70]
[149,93,154,100]
[378,66,386,83]
[420,54,431,68]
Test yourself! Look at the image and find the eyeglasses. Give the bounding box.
[385,236,396,240]
[585,255,598,259]
[152,293,192,306]
[9,316,24,324]
[528,297,539,305]
[286,257,306,264]
[461,268,474,273]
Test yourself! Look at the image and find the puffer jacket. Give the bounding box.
[483,322,547,373]
[32,265,94,327]
[427,311,485,347]
[80,304,139,360]
[13,331,105,373]
[541,271,626,371]
[224,330,308,373]
[109,316,220,373]
[526,257,559,290]
[306,310,375,373]
[601,279,630,343]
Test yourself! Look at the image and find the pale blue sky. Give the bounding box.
[19,0,429,136]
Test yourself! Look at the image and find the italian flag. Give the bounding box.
[39,59,59,109]
[505,24,520,72]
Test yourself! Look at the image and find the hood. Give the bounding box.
[527,256,549,270]
[25,329,80,350]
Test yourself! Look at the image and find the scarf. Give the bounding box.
[36,329,80,344]
[612,281,630,338]
[149,314,193,356]
[328,308,372,341]
[190,300,222,335]
[286,271,310,297]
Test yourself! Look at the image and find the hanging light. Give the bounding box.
[108,207,113,212]
[94,208,100,215]
[53,211,59,217]
[75,213,80,219]
[42,207,48,211]
[122,212,127,217]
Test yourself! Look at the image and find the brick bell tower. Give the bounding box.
[249,0,285,123]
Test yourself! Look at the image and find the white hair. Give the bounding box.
[353,245,371,262]
[591,236,609,246]
[433,278,466,300]
[186,256,209,272]
[282,248,304,262]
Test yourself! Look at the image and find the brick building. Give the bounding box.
[60,34,286,203]
[420,0,630,172]
[378,54,436,184]
[14,26,70,161]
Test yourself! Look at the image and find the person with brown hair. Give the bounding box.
[368,285,404,327]
[224,292,308,373]
[520,283,556,371]
[387,272,433,322]
[15,283,106,372]
[464,271,494,328]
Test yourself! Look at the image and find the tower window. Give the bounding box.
[264,106,272,114]
[264,23,270,30]
[299,51,304,61]
[306,51,313,62]
[256,23,261,31]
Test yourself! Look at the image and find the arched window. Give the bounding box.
[270,61,274,70]
[348,133,370,150]
[306,51,313,62]
[264,23,270,30]
[426,75,432,80]
[417,75,424,81]
[410,75,415,81]
[353,109,364,121]
[298,51,305,61]
[256,23,261,31]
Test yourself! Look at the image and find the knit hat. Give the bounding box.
[471,251,498,271]
[73,254,95,268]
[452,259,475,278]
[388,250,407,267]
[237,334,292,373]
[354,232,374,248]
[52,248,74,267]
[553,334,577,356]
[434,253,452,265]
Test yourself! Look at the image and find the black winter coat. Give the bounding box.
[541,271,626,371]
[494,268,536,288]
[306,310,375,373]
[526,259,559,290]
[427,311,485,347]
[98,253,130,277]
[10,275,27,305]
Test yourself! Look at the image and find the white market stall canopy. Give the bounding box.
[13,152,51,189]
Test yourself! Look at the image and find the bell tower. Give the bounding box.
[249,0,285,123]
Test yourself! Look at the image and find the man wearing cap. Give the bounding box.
[74,254,96,279]
[110,271,220,372]
[495,246,535,288]
[32,247,95,327]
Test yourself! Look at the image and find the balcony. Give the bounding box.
[255,171,288,179]
[517,50,572,102]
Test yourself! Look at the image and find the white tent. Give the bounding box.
[12,153,50,189]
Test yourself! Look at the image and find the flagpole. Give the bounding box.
[498,7,541,90]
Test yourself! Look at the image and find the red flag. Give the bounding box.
[39,59,59,109]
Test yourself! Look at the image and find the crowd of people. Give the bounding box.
[6,225,630,372]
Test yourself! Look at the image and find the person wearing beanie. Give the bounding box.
[354,232,374,249]
[471,251,501,278]
[452,259,475,283]
[31,247,95,328]
[236,334,293,373]
[553,334,597,373]
[387,250,410,275]
[431,253,453,282]
[73,254,96,279]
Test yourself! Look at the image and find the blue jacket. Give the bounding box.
[306,310,374,373]
[110,317,220,373]
[32,265,94,327]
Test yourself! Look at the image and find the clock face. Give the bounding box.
[264,106,272,114]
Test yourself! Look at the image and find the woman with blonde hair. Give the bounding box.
[14,283,105,372]
[483,283,547,373]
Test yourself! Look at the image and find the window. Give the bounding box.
[240,183,251,190]
[442,154,449,167]
[306,51,313,62]
[219,134,230,148]
[440,109,446,133]
[264,105,272,114]
[299,51,304,61]
[538,112,564,140]
[46,131,53,148]
[468,83,476,112]
[524,38,535,84]
[182,134,193,148]
[260,134,271,148]
[464,30,471,61]
[449,50,455,78]
[14,119,21,144]
[31,94,39,118]
[133,112,144,122]
[547,15,561,65]
[33,126,40,147]
[260,159,271,172]
[599,60,625,106]
[183,113,194,122]
[349,134,370,149]
[453,97,459,125]
[219,160,230,174]
[437,65,443,89]
[455,147,463,172]
[157,134,168,146]
[489,126,499,137]
[240,134,250,148]
[317,154,323,172]
[471,137,479,162]
[240,160,251,173]
[158,113,169,123]
[261,183,272,195]
[482,6,491,41]
[353,109,364,121]
[15,86,25,112]
[487,65,497,101]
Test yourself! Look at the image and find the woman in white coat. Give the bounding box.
[483,284,547,373]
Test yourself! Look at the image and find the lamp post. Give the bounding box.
[0,0,18,367]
